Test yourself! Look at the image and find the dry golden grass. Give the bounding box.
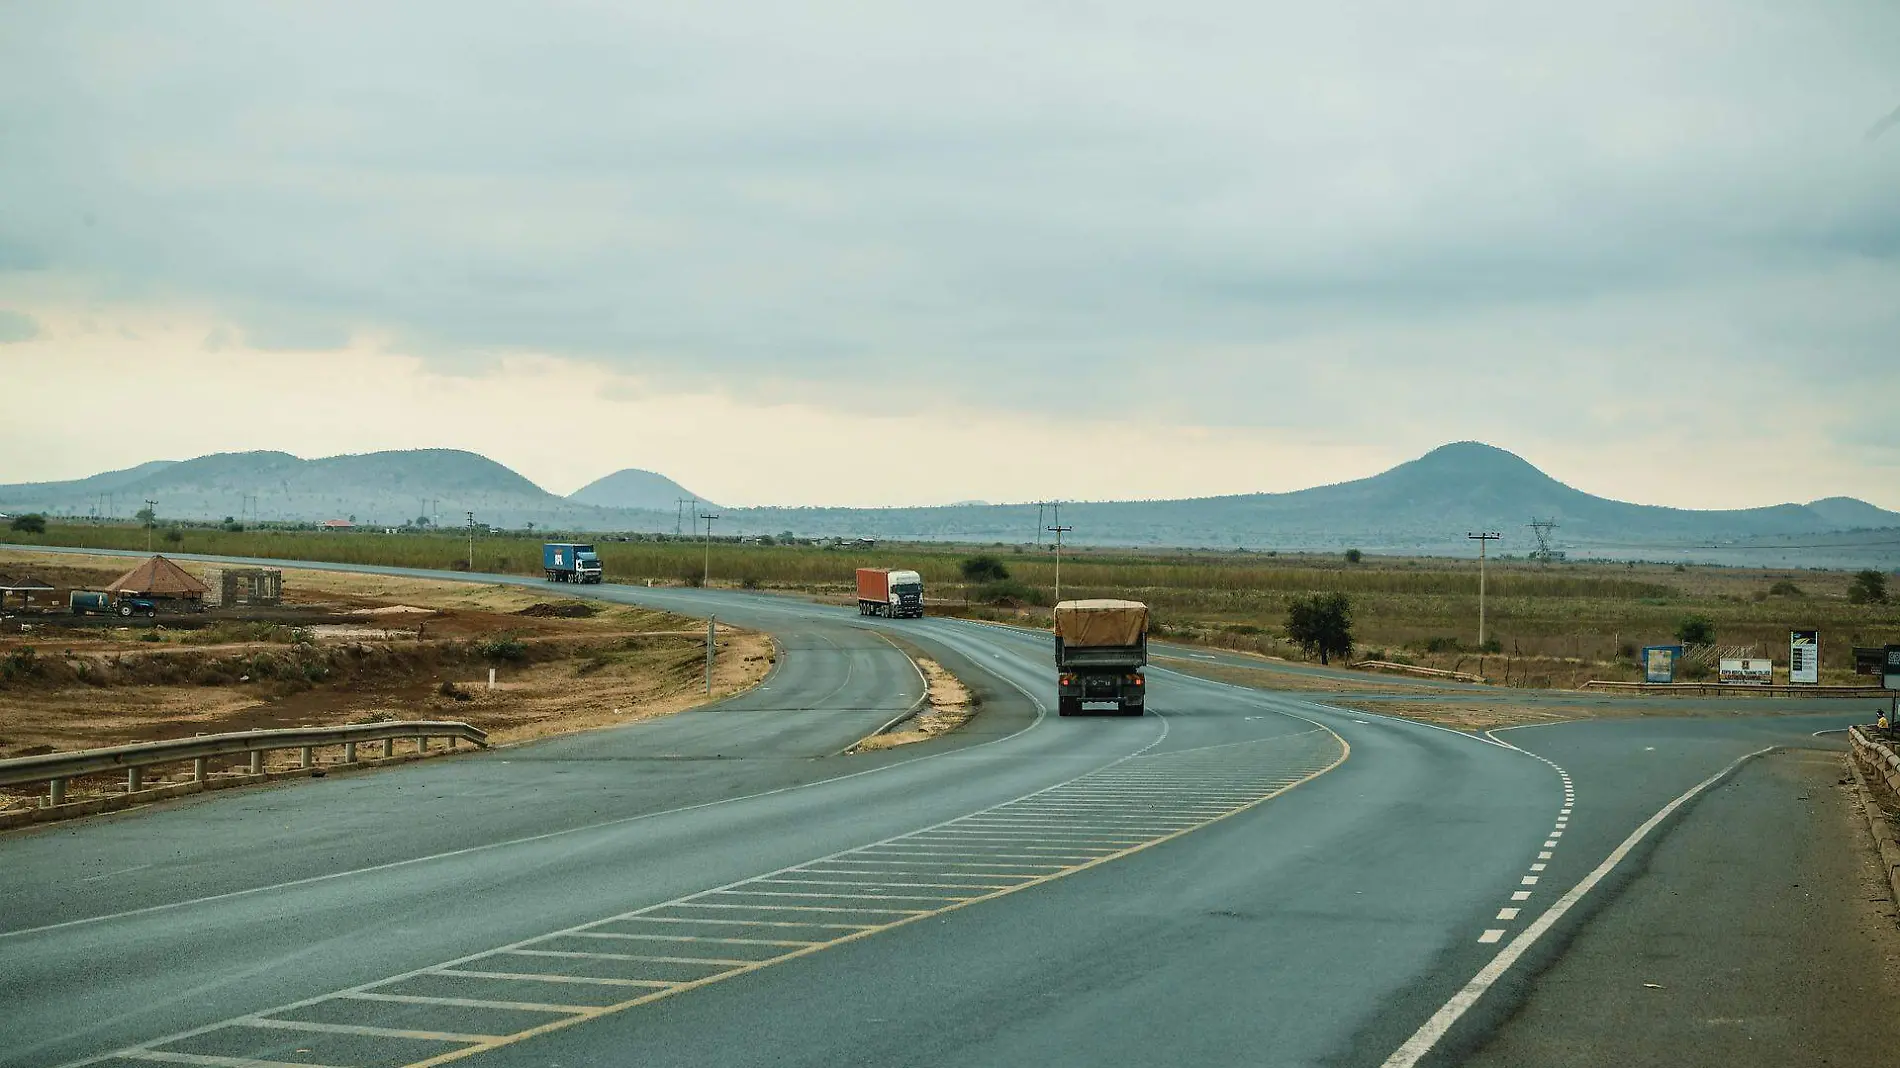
[852,657,976,752]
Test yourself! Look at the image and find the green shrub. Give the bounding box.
[1675,615,1716,645]
[1286,593,1353,665]
[1849,570,1889,605]
[8,513,46,534]
[961,555,1012,582]
[475,636,528,662]
[1768,580,1804,597]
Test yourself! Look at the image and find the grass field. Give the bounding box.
[10,523,1898,686]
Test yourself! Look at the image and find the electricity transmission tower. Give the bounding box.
[1527,517,1564,565]
[676,497,696,538]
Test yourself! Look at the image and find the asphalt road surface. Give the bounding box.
[0,547,1887,1067]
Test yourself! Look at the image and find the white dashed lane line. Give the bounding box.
[1472,737,1575,945]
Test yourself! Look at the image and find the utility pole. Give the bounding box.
[143,499,158,552]
[1036,501,1046,546]
[700,513,721,587]
[1047,522,1073,604]
[466,511,477,570]
[706,615,716,694]
[1467,531,1502,648]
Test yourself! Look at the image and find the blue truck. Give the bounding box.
[70,591,159,618]
[543,542,604,584]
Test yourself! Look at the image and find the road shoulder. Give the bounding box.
[1458,748,1900,1068]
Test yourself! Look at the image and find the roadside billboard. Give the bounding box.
[1857,647,1888,676]
[1718,658,1773,686]
[1642,645,1682,684]
[1789,630,1819,685]
[1887,645,1900,691]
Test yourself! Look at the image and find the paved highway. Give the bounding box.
[0,549,1878,1067]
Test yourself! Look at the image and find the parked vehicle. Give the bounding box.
[856,568,924,618]
[543,542,604,584]
[1054,599,1148,716]
[70,591,158,618]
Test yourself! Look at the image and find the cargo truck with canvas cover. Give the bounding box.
[543,542,603,584]
[1055,599,1148,716]
[857,568,924,618]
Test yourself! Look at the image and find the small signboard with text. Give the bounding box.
[1886,645,1900,691]
[1857,647,1888,676]
[1718,658,1774,686]
[1642,645,1682,684]
[1789,630,1819,685]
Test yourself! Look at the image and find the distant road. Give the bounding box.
[0,545,1876,1067]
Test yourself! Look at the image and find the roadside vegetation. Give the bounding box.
[0,551,771,812]
[8,523,1899,688]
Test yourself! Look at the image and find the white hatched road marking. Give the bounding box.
[64,715,1349,1068]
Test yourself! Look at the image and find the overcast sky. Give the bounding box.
[2,1,1896,508]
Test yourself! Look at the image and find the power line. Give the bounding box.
[700,512,721,587]
[1048,518,1074,604]
[1466,531,1502,648]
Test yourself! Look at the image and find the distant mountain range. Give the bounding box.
[568,469,718,513]
[3,443,1896,564]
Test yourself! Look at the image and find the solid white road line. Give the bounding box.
[1379,746,1772,1068]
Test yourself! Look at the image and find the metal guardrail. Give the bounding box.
[0,721,488,808]
[1581,680,1891,697]
[1351,660,1488,683]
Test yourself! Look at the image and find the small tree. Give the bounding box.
[163,528,183,545]
[8,513,46,534]
[1676,615,1716,645]
[1344,548,1363,564]
[135,506,156,526]
[961,555,1011,582]
[1848,569,1889,605]
[1286,592,1354,665]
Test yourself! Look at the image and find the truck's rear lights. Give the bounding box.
[1060,674,1074,686]
[1126,674,1144,685]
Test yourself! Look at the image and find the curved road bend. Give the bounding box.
[0,548,1870,1067]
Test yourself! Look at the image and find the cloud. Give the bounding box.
[0,1,1896,499]
[0,310,38,343]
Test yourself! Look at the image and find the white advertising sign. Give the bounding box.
[1718,658,1774,686]
[1789,630,1819,686]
